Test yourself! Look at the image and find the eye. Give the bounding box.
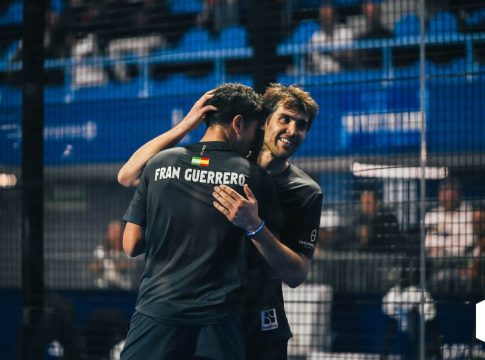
[297,120,309,131]
[280,115,290,124]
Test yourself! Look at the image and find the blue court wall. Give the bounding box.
[1,78,485,165]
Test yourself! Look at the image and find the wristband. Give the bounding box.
[245,220,265,238]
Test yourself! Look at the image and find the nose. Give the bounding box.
[286,120,297,135]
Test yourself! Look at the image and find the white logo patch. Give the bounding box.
[310,229,317,242]
[261,308,278,331]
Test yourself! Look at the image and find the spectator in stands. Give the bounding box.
[425,178,475,258]
[317,208,344,252]
[347,189,402,252]
[96,0,140,46]
[308,1,354,74]
[89,220,135,290]
[43,0,92,59]
[55,0,108,87]
[353,0,393,70]
[196,0,241,35]
[461,3,485,64]
[70,33,109,87]
[44,9,65,59]
[382,284,440,360]
[461,206,485,283]
[106,0,169,82]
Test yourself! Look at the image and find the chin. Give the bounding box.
[279,146,297,157]
[274,150,292,160]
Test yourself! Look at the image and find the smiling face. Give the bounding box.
[262,105,309,161]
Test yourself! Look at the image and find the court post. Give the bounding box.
[21,0,46,357]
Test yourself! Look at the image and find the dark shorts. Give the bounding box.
[246,338,288,360]
[120,311,244,360]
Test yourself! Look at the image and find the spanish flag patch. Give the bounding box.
[191,156,210,166]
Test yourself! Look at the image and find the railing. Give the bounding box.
[2,32,485,101]
[0,45,254,102]
[308,251,483,295]
[277,32,485,83]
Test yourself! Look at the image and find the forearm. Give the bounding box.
[117,122,192,187]
[118,90,216,187]
[250,226,310,288]
[211,183,310,286]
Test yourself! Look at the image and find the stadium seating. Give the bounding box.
[393,13,421,39]
[466,8,485,29]
[428,11,459,35]
[0,85,21,106]
[168,0,203,14]
[1,3,484,101]
[278,68,384,87]
[175,27,218,52]
[0,1,22,26]
[0,40,21,63]
[216,26,248,49]
[280,20,320,47]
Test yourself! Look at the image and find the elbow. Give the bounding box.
[117,171,132,188]
[286,277,306,289]
[123,235,139,257]
[123,238,145,257]
[285,258,311,288]
[123,223,145,256]
[286,281,300,289]
[123,242,136,257]
[285,269,309,288]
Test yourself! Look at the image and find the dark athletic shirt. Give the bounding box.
[123,142,281,325]
[245,164,323,342]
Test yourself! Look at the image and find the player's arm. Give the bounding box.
[117,90,217,187]
[250,226,310,288]
[123,222,145,257]
[122,168,149,256]
[213,184,310,288]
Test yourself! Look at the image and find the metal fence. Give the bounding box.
[1,0,485,359]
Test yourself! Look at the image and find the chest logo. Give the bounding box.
[261,308,278,331]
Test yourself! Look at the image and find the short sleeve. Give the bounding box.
[293,191,323,258]
[123,170,148,227]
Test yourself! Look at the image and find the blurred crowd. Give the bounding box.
[1,0,484,284]
[317,177,485,288]
[2,0,485,86]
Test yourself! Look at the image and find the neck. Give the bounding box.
[200,125,230,143]
[258,147,289,175]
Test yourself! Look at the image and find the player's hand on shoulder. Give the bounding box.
[212,184,261,233]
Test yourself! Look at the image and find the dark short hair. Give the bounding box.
[439,177,462,194]
[262,83,319,130]
[204,83,263,127]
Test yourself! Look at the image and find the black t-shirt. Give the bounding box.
[245,164,323,342]
[123,141,280,325]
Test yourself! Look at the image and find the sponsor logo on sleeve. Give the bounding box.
[298,229,318,249]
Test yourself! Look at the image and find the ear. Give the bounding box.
[260,116,269,130]
[232,114,244,135]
